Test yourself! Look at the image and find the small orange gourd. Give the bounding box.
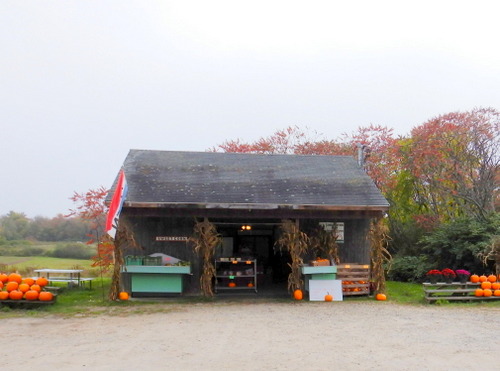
[478,275,487,282]
[23,277,35,286]
[481,281,492,290]
[9,290,23,300]
[247,282,254,287]
[30,284,41,292]
[493,289,500,297]
[6,281,19,292]
[491,282,500,290]
[0,281,3,290]
[0,291,9,300]
[487,275,497,283]
[325,293,333,302]
[18,283,30,293]
[293,289,303,300]
[8,273,22,284]
[25,290,39,301]
[36,277,49,287]
[474,288,484,297]
[0,273,8,283]
[228,282,236,288]
[118,292,129,300]
[470,275,479,283]
[376,293,387,301]
[38,291,53,301]
[483,289,492,297]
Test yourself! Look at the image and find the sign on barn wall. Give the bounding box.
[155,236,189,242]
[319,222,344,243]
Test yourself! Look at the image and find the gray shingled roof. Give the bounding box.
[111,149,389,210]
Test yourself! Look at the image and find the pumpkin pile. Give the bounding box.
[0,272,54,302]
[342,280,369,293]
[472,274,500,297]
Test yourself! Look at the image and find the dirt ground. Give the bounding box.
[1,301,498,371]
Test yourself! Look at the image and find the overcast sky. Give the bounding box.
[1,1,499,218]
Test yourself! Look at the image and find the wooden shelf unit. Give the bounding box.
[423,282,500,302]
[214,259,258,293]
[337,264,370,296]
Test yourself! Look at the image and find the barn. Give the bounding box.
[110,149,389,297]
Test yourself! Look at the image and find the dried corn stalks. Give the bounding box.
[191,218,222,297]
[276,220,309,295]
[309,225,340,265]
[369,218,392,295]
[481,235,499,276]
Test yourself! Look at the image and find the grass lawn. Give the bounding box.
[0,256,94,273]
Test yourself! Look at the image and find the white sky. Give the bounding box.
[1,0,499,218]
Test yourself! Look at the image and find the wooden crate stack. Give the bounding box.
[337,264,370,296]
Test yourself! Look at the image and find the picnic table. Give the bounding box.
[34,269,94,289]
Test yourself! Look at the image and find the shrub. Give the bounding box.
[387,255,431,282]
[48,243,95,260]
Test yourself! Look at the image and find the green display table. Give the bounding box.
[122,266,191,296]
[301,265,337,291]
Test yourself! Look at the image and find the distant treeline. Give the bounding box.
[0,211,91,243]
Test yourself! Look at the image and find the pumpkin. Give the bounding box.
[474,288,484,297]
[25,290,39,301]
[38,291,53,301]
[376,293,387,301]
[324,293,333,302]
[23,277,35,286]
[9,290,23,300]
[228,282,236,288]
[483,289,492,297]
[30,284,41,292]
[293,289,303,300]
[478,275,487,282]
[8,273,22,284]
[487,275,497,283]
[0,273,8,283]
[118,292,129,300]
[6,281,19,292]
[18,283,30,293]
[491,282,500,290]
[481,281,492,290]
[0,281,3,290]
[247,282,254,288]
[36,277,49,287]
[470,274,479,283]
[0,291,9,300]
[493,290,500,297]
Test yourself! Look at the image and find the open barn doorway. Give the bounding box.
[213,220,290,296]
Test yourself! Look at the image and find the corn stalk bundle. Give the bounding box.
[109,220,138,301]
[309,225,340,264]
[191,219,221,297]
[369,218,392,295]
[481,235,500,275]
[276,220,309,295]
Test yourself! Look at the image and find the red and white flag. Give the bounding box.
[105,169,128,239]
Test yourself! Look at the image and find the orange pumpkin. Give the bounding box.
[474,288,484,297]
[23,277,35,286]
[36,277,49,287]
[25,290,39,301]
[478,275,487,282]
[481,281,492,290]
[18,283,30,293]
[491,282,500,290]
[483,289,492,297]
[470,274,479,283]
[6,281,19,292]
[38,291,53,301]
[247,282,254,288]
[9,290,23,300]
[8,273,22,284]
[487,275,497,283]
[325,293,333,302]
[228,282,236,287]
[118,292,129,300]
[30,284,41,292]
[493,290,500,297]
[0,281,3,290]
[0,273,8,283]
[0,291,9,300]
[293,289,303,300]
[376,293,387,301]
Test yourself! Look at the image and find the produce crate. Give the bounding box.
[310,260,330,266]
[142,256,162,266]
[125,256,143,266]
[337,263,370,296]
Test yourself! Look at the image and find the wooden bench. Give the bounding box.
[423,282,500,302]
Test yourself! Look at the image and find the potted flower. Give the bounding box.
[426,269,442,284]
[441,268,456,283]
[455,269,470,284]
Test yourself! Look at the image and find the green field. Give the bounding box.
[0,256,96,276]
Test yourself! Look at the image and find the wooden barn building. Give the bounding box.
[110,149,389,296]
